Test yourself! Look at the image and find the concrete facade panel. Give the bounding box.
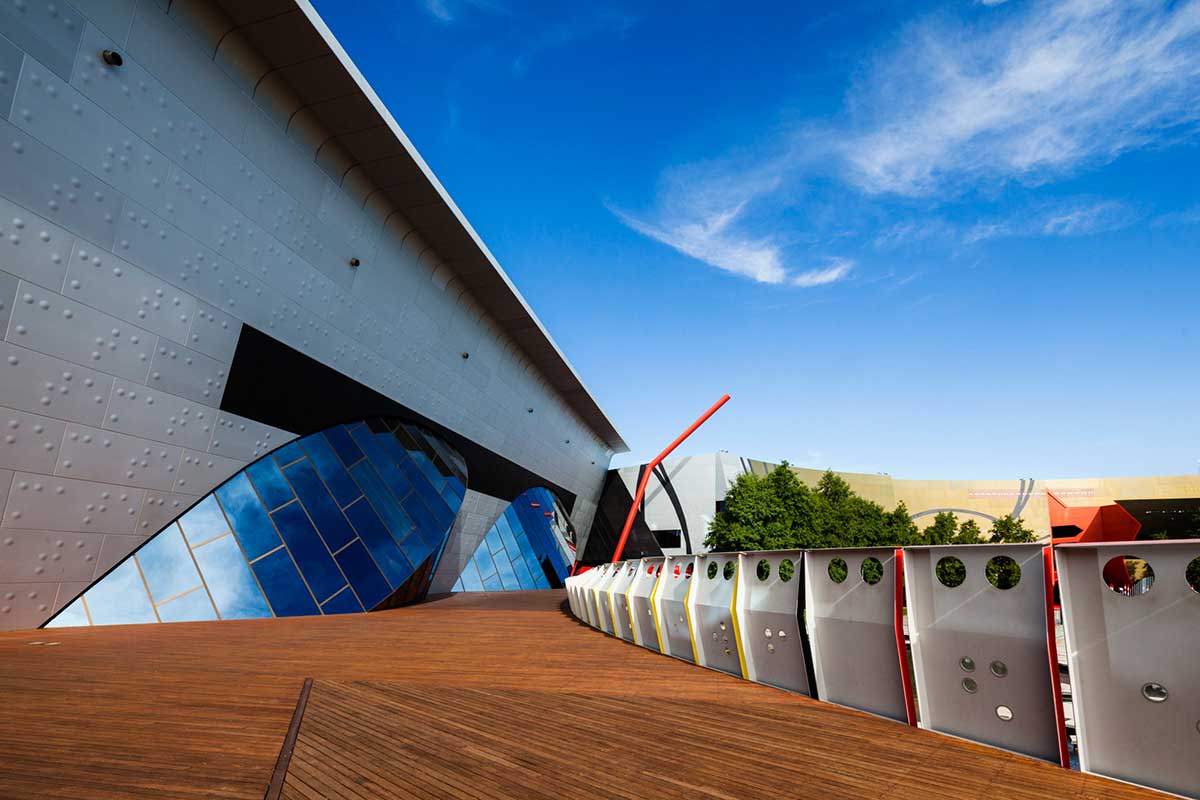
[0,196,76,290]
[0,404,67,474]
[0,340,115,426]
[3,470,146,533]
[104,378,215,451]
[0,528,104,581]
[57,422,182,491]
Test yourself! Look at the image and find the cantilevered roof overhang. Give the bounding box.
[186,0,627,453]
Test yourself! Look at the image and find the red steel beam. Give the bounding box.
[1042,545,1071,768]
[893,548,918,727]
[608,394,731,564]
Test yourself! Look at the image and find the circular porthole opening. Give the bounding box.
[722,561,735,580]
[996,705,1014,722]
[685,562,694,579]
[779,558,794,582]
[1103,555,1154,597]
[1186,556,1200,594]
[861,557,883,585]
[829,557,848,584]
[962,677,978,694]
[986,556,1021,590]
[937,556,966,587]
[707,562,718,580]
[959,656,976,673]
[990,660,1008,678]
[756,559,771,581]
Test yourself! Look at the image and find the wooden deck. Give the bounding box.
[0,590,1166,799]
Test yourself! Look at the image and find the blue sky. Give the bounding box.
[312,0,1200,480]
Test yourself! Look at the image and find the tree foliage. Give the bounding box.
[707,466,1039,587]
[705,465,921,553]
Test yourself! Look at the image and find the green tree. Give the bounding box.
[954,518,984,544]
[925,512,958,545]
[988,514,1036,543]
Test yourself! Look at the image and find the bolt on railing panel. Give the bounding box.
[653,555,697,662]
[1057,540,1200,799]
[805,547,905,719]
[734,550,811,694]
[904,543,1061,763]
[628,557,665,651]
[689,553,743,677]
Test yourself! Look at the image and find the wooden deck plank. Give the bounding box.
[0,590,1170,799]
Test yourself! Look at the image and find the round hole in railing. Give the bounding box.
[647,564,654,575]
[986,555,1021,589]
[685,562,694,579]
[764,627,772,638]
[1103,555,1154,596]
[707,562,718,580]
[673,563,681,578]
[962,677,978,694]
[936,556,966,587]
[960,656,975,673]
[1142,682,1168,703]
[861,557,883,585]
[1186,556,1200,594]
[627,563,635,575]
[756,559,771,581]
[777,630,786,639]
[723,561,735,580]
[990,660,1008,678]
[995,705,1014,722]
[829,557,848,584]
[655,565,663,577]
[779,558,794,582]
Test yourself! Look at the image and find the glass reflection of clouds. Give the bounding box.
[192,534,272,620]
[452,488,574,593]
[85,559,158,625]
[42,420,467,628]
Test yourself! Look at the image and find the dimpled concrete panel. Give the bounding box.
[104,378,215,451]
[0,405,68,474]
[3,471,144,534]
[0,194,75,288]
[904,544,1060,763]
[57,422,182,491]
[1057,541,1200,798]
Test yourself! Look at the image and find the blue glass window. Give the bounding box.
[474,544,498,581]
[285,458,357,552]
[324,425,364,467]
[300,434,361,506]
[350,462,414,543]
[334,539,391,609]
[178,495,229,546]
[343,497,412,587]
[511,554,536,590]
[453,488,572,592]
[251,548,319,617]
[321,587,364,615]
[246,458,295,511]
[136,525,202,603]
[46,597,89,627]
[157,587,218,622]
[272,439,307,467]
[397,530,432,570]
[85,559,157,625]
[192,534,272,619]
[403,494,444,547]
[481,570,504,592]
[216,472,281,560]
[493,548,520,590]
[269,501,347,603]
[458,560,484,592]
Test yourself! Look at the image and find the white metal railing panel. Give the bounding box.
[734,550,810,694]
[805,547,907,720]
[652,555,696,662]
[608,560,639,642]
[575,566,599,627]
[565,573,579,618]
[585,563,611,630]
[594,562,621,635]
[628,557,665,651]
[1057,540,1200,798]
[688,553,742,677]
[904,543,1061,763]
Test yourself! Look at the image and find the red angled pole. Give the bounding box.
[608,394,731,563]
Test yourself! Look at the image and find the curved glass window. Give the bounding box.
[46,419,466,627]
[452,487,575,592]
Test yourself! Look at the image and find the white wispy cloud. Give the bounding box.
[420,0,507,24]
[963,199,1139,243]
[843,0,1200,195]
[792,258,855,287]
